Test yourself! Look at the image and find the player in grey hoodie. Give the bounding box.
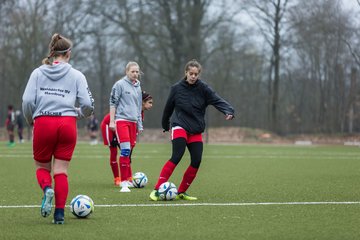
[22,33,94,225]
[109,61,143,192]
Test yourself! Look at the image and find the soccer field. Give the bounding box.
[1,142,360,240]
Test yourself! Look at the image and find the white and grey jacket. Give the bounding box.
[22,62,94,125]
[109,76,143,131]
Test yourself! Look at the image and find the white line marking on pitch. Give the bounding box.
[1,201,360,209]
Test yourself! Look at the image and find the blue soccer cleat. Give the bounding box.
[40,187,54,217]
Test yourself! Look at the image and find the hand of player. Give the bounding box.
[75,107,83,119]
[225,114,234,120]
[109,121,116,131]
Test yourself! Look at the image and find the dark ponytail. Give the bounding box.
[42,33,72,65]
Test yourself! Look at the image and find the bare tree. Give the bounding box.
[86,0,239,126]
[0,0,16,122]
[1,0,360,136]
[243,0,290,133]
[1,0,49,109]
[288,0,354,133]
[89,0,236,80]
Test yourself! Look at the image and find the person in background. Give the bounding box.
[16,110,24,143]
[22,33,94,224]
[149,59,234,201]
[87,114,99,145]
[101,91,153,187]
[109,61,143,193]
[127,91,153,183]
[141,91,153,120]
[101,113,121,186]
[5,105,16,147]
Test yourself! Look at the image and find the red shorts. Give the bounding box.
[33,116,77,162]
[115,120,137,148]
[171,126,202,143]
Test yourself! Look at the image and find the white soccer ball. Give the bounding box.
[158,182,178,201]
[70,195,94,218]
[132,172,148,188]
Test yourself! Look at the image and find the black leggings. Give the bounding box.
[169,138,203,168]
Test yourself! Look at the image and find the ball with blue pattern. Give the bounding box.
[132,172,148,188]
[70,195,94,218]
[158,182,178,200]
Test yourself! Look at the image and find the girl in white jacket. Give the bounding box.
[22,33,94,224]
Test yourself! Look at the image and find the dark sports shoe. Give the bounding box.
[53,208,64,224]
[40,187,54,217]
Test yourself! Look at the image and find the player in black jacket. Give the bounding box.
[150,59,235,201]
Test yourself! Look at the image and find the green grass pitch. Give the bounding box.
[1,141,360,239]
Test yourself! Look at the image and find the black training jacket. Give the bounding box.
[162,78,235,134]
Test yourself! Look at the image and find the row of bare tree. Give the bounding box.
[1,0,360,135]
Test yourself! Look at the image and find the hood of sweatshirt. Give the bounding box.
[39,63,72,81]
[124,76,141,87]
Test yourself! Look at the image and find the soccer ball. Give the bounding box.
[158,182,178,201]
[70,195,94,218]
[132,172,148,188]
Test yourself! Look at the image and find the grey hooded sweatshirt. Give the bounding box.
[110,76,143,131]
[22,62,94,125]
